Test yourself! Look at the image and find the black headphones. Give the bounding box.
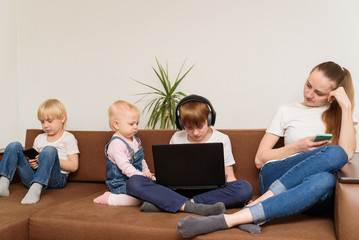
[175,94,216,130]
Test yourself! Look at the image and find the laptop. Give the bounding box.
[152,143,226,190]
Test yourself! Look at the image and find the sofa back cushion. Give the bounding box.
[25,129,112,182]
[25,129,282,195]
[25,129,177,183]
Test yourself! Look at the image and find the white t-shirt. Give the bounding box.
[267,102,358,147]
[33,131,80,174]
[267,102,329,146]
[170,127,236,167]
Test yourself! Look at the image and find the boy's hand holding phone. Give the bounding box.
[22,148,39,169]
[22,148,39,159]
[28,158,39,169]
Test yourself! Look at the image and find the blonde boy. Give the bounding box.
[0,99,79,204]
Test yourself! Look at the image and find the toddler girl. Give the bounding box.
[94,100,153,206]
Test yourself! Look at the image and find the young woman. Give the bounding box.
[176,61,357,238]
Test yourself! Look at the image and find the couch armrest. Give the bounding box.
[0,148,4,160]
[335,153,359,240]
[337,153,359,183]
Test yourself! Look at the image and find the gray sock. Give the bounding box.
[0,177,10,197]
[238,223,262,234]
[140,201,164,212]
[21,182,43,204]
[184,201,226,216]
[177,213,228,238]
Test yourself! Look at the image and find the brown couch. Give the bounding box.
[0,129,358,240]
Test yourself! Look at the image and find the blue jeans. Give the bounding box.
[0,142,67,189]
[249,145,347,224]
[126,175,253,213]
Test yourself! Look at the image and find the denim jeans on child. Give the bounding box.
[105,136,144,194]
[249,145,348,224]
[126,174,253,213]
[0,142,67,189]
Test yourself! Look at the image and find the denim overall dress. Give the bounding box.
[105,136,144,194]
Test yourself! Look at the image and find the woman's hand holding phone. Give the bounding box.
[295,134,331,152]
[312,134,332,142]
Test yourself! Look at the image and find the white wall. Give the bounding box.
[2,0,359,147]
[0,0,19,147]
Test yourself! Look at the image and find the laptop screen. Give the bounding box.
[152,143,226,190]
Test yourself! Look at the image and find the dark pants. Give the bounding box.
[126,175,253,213]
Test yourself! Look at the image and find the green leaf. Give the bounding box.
[133,58,193,129]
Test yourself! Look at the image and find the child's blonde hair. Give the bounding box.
[37,99,67,127]
[108,100,139,131]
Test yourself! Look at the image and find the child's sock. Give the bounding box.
[93,192,112,204]
[21,182,43,204]
[183,201,226,216]
[177,214,228,238]
[0,177,10,197]
[94,192,142,206]
[140,201,164,212]
[109,193,142,206]
[238,223,262,234]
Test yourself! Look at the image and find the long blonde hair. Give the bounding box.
[311,61,355,144]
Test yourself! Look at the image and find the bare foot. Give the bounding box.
[245,190,274,207]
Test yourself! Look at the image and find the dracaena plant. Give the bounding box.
[133,58,194,129]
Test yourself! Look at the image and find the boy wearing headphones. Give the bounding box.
[126,95,253,214]
[170,95,253,206]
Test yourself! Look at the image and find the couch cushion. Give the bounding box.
[30,192,182,240]
[0,217,29,240]
[136,129,177,173]
[25,129,272,194]
[0,182,107,240]
[29,192,335,240]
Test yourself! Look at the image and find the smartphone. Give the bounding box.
[22,148,39,159]
[312,134,333,142]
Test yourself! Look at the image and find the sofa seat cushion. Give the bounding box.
[195,214,335,240]
[0,182,107,240]
[30,192,183,240]
[0,215,29,240]
[29,192,335,240]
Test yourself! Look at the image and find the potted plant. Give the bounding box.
[134,58,194,129]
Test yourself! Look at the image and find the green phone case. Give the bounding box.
[312,134,333,142]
